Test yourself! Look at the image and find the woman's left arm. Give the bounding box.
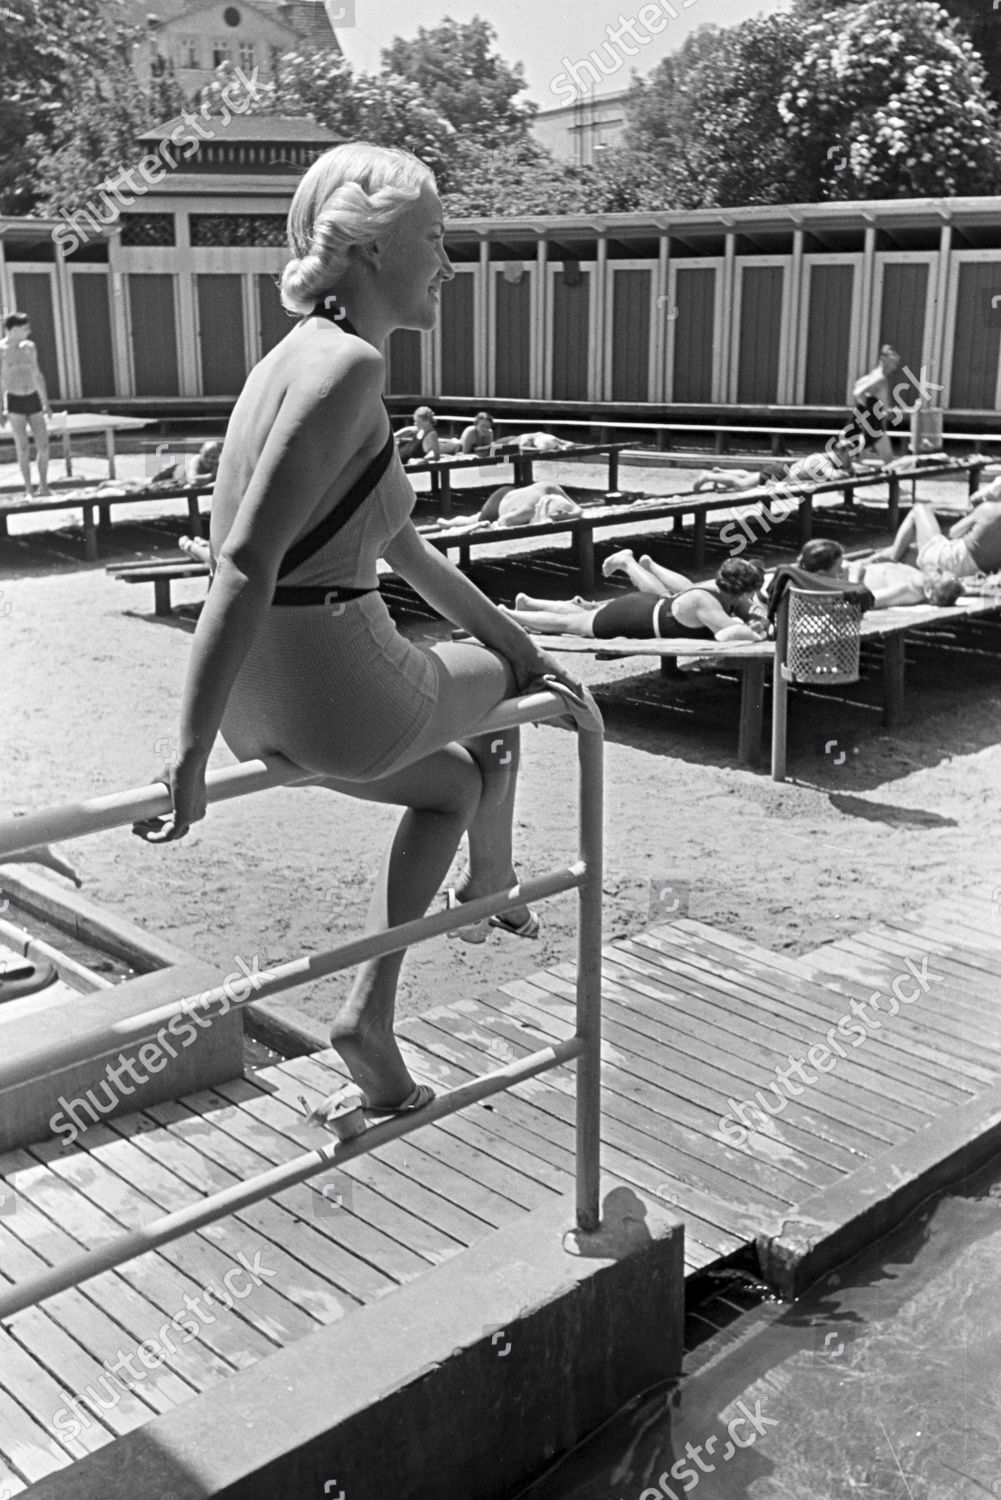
[383,521,579,690]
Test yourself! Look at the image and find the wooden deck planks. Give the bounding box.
[643,922,989,1095]
[528,964,877,1167]
[3,891,999,1491]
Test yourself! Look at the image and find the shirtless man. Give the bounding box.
[0,312,52,495]
[833,344,902,468]
[868,481,1001,580]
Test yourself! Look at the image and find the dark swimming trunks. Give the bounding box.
[839,393,884,456]
[6,391,43,417]
[591,591,715,640]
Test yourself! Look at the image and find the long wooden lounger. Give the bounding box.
[536,593,1001,777]
[421,458,984,591]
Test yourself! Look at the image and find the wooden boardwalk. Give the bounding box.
[1,891,998,1491]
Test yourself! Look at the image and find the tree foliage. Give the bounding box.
[621,0,1001,207]
[779,0,1001,198]
[380,16,535,149]
[0,0,186,215]
[242,48,461,182]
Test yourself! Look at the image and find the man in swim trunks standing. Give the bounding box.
[0,312,52,496]
[834,344,901,469]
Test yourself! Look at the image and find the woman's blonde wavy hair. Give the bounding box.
[280,143,435,316]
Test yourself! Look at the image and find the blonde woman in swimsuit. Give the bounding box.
[133,143,575,1125]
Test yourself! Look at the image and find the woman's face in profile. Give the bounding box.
[378,184,453,332]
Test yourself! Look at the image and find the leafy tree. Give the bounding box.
[442,137,590,216]
[623,17,814,207]
[380,16,535,149]
[779,0,1001,198]
[242,48,462,183]
[1,0,189,215]
[795,0,1001,106]
[0,0,143,212]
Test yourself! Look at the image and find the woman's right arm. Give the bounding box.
[138,342,385,840]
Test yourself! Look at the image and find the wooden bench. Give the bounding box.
[420,458,983,592]
[108,557,210,615]
[0,480,213,560]
[404,440,632,516]
[536,592,1001,775]
[0,412,155,480]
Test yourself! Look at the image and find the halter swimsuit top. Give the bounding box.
[270,299,394,607]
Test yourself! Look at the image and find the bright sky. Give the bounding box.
[335,0,788,108]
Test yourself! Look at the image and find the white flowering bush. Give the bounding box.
[779,0,1001,197]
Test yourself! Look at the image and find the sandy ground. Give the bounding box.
[2,438,1000,1042]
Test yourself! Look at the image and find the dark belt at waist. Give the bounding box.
[270,584,378,607]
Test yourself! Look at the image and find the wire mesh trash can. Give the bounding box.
[783,587,863,686]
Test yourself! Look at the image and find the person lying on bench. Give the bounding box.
[501,558,767,642]
[395,406,462,463]
[432,480,583,531]
[492,431,578,454]
[602,547,768,629]
[459,411,496,454]
[766,539,875,622]
[767,538,961,620]
[693,451,853,494]
[151,441,221,487]
[866,484,1001,580]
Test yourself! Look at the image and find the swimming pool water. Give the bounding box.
[514,1153,1001,1499]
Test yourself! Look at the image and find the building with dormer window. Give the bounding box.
[125,0,343,100]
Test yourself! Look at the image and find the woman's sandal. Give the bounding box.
[305,1082,436,1141]
[445,888,541,942]
[489,909,541,939]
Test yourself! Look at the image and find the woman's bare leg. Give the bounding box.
[880,503,941,565]
[636,555,694,593]
[315,744,484,1108]
[514,592,581,614]
[310,642,537,1110]
[602,549,681,595]
[500,605,592,634]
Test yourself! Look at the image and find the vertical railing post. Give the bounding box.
[574,720,604,1232]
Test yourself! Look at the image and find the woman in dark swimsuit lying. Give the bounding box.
[502,558,767,642]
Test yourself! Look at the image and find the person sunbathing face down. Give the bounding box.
[503,557,766,642]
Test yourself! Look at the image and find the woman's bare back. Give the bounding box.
[210,321,389,560]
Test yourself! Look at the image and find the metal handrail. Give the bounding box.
[0,684,604,1319]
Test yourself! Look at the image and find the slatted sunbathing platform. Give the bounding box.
[1,891,999,1491]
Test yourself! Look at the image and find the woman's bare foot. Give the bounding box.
[178,534,210,563]
[322,1010,419,1116]
[602,548,635,578]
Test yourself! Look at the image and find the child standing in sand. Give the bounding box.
[0,312,52,497]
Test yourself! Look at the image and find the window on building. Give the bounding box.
[120,214,176,247]
[190,214,288,248]
[270,45,284,77]
[224,5,242,24]
[239,42,256,70]
[179,35,199,68]
[212,39,231,67]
